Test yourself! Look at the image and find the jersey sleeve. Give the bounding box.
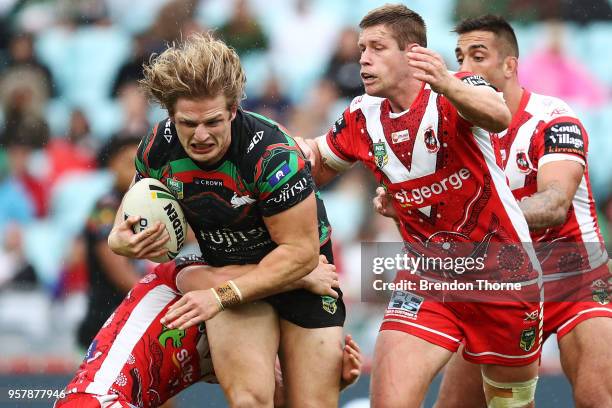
[254,137,315,217]
[454,71,498,91]
[534,116,587,168]
[318,103,359,171]
[150,254,209,292]
[451,72,504,128]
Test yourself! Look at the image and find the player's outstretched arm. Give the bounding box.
[295,136,341,187]
[162,201,338,329]
[519,160,583,230]
[175,255,339,297]
[407,46,510,132]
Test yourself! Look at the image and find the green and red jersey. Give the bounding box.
[135,109,332,266]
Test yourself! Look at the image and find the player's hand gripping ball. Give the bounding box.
[122,178,187,262]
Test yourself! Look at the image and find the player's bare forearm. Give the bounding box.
[519,182,569,230]
[176,264,256,293]
[176,263,319,295]
[407,46,509,132]
[295,136,340,187]
[244,241,317,299]
[443,78,510,133]
[234,194,319,301]
[521,160,583,230]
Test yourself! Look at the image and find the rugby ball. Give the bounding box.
[122,178,187,263]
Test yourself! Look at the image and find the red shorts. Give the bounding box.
[543,263,612,340]
[380,284,543,366]
[54,393,132,408]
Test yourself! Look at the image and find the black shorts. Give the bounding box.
[264,240,346,329]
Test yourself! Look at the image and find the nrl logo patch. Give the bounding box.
[373,141,388,168]
[592,288,610,305]
[166,178,184,199]
[519,327,536,352]
[321,295,338,315]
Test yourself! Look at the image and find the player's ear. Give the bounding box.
[503,56,518,79]
[404,42,419,54]
[228,104,238,121]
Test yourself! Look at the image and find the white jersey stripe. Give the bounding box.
[86,284,176,395]
[456,185,482,231]
[471,126,543,282]
[556,307,612,333]
[464,345,542,359]
[382,318,461,343]
[538,153,585,168]
[471,128,532,243]
[573,177,608,269]
[317,136,354,172]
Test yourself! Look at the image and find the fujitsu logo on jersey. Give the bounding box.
[266,177,309,204]
[394,168,471,207]
[200,226,268,248]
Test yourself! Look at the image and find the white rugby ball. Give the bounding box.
[122,178,187,263]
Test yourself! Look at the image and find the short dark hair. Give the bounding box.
[359,4,427,49]
[97,133,141,168]
[453,15,519,57]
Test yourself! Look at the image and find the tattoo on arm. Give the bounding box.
[518,182,570,230]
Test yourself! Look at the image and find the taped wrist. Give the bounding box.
[215,280,242,309]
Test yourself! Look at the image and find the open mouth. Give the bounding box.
[191,143,214,154]
[361,73,377,83]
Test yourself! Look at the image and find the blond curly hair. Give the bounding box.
[140,32,246,114]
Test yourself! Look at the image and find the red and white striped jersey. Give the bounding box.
[319,74,540,283]
[64,259,214,408]
[495,89,608,277]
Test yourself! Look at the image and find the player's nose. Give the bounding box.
[194,124,210,141]
[459,60,472,73]
[359,48,371,65]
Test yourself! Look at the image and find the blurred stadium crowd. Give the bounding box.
[0,0,611,377]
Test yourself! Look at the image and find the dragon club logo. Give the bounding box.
[424,128,439,153]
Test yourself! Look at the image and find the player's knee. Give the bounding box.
[226,387,274,408]
[482,374,538,408]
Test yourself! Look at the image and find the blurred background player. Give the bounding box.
[76,134,144,352]
[298,4,544,408]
